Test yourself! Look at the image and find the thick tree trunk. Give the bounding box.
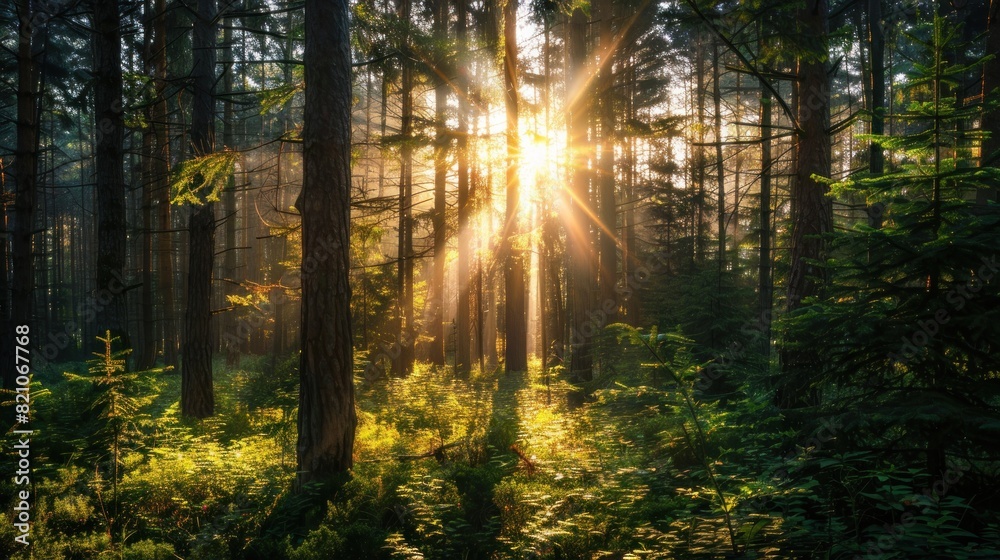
[6,0,40,408]
[455,0,472,374]
[567,7,593,382]
[92,0,128,348]
[181,0,217,419]
[596,0,617,321]
[780,0,832,409]
[296,0,357,484]
[429,0,448,365]
[503,0,527,373]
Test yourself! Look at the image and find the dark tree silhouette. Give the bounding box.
[181,0,217,419]
[92,0,128,348]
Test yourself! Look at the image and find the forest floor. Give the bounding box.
[4,336,998,559]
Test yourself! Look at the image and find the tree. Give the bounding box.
[394,0,415,377]
[867,0,886,226]
[5,0,41,416]
[181,0,217,419]
[455,0,472,374]
[792,13,1000,481]
[428,0,449,366]
[503,0,527,373]
[596,0,618,318]
[296,0,357,484]
[567,6,593,383]
[779,0,832,409]
[92,0,128,350]
[152,0,176,367]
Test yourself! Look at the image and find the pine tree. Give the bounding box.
[788,14,1000,476]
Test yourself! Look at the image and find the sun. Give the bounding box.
[518,130,557,220]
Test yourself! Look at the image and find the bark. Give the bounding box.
[868,0,886,224]
[297,0,357,483]
[394,0,415,376]
[153,0,176,367]
[92,0,128,347]
[181,0,217,419]
[694,32,707,265]
[6,0,40,406]
[455,0,472,374]
[759,49,773,358]
[429,0,448,365]
[503,0,527,373]
[623,44,639,322]
[222,18,238,366]
[567,7,593,382]
[713,40,725,274]
[780,0,832,409]
[596,0,617,320]
[139,0,157,369]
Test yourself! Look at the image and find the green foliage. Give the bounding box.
[63,332,155,465]
[769,12,1000,557]
[122,539,176,560]
[786,13,1000,456]
[170,149,240,205]
[258,73,303,117]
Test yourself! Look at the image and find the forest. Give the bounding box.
[2,0,1000,557]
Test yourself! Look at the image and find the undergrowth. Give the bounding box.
[2,331,999,559]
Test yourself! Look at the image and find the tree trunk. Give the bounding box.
[596,0,617,322]
[694,32,707,266]
[6,0,40,409]
[503,0,527,373]
[181,0,217,419]
[780,0,832,408]
[222,17,238,366]
[713,40,725,277]
[153,0,176,367]
[428,0,448,365]
[139,0,158,369]
[394,0,415,376]
[296,0,357,484]
[868,0,886,224]
[567,6,593,382]
[455,0,472,374]
[92,0,128,348]
[758,39,773,358]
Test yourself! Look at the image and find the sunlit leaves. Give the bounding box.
[170,150,239,206]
